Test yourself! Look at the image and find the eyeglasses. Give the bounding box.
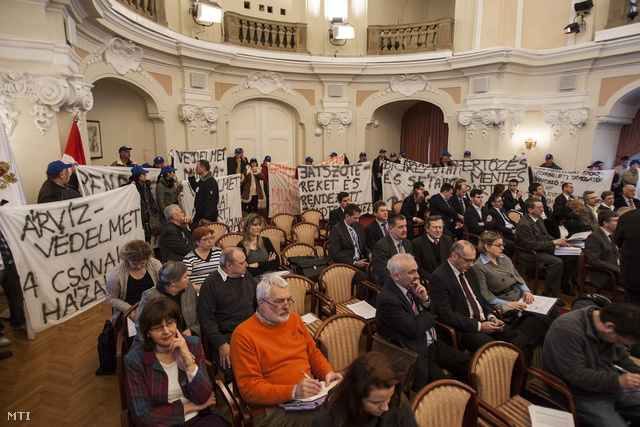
[149,319,176,333]
[454,252,475,264]
[488,243,505,248]
[261,298,294,310]
[199,237,214,242]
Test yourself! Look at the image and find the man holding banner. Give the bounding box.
[37,161,82,204]
[188,160,219,228]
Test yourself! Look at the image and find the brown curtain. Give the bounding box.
[617,107,640,163]
[400,102,449,164]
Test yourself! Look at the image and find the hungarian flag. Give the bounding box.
[62,121,86,165]
[0,120,27,206]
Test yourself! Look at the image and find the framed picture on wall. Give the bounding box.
[87,120,103,159]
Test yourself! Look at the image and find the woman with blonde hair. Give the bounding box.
[237,213,279,278]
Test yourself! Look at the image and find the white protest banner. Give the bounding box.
[0,185,144,335]
[320,154,345,165]
[170,148,227,218]
[298,162,373,217]
[76,165,161,196]
[530,166,615,206]
[455,154,530,196]
[382,161,459,207]
[268,163,300,216]
[215,173,243,230]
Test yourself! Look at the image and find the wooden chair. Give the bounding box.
[392,201,403,213]
[228,382,253,427]
[282,274,317,317]
[578,250,624,302]
[272,213,296,240]
[315,263,379,320]
[291,221,321,246]
[507,210,522,224]
[315,240,328,260]
[469,341,579,427]
[259,226,287,254]
[301,208,329,240]
[512,235,543,295]
[411,380,479,427]
[313,313,372,374]
[215,232,243,249]
[206,222,230,244]
[281,242,315,268]
[462,223,481,244]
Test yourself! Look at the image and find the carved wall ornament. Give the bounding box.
[458,109,525,140]
[542,109,588,140]
[179,104,218,136]
[0,70,93,136]
[317,112,352,137]
[86,37,153,83]
[374,74,442,99]
[232,72,297,96]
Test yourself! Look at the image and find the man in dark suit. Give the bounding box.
[227,147,248,175]
[328,203,370,280]
[428,241,528,352]
[188,159,219,228]
[516,198,577,306]
[159,204,195,262]
[400,188,428,239]
[429,183,463,238]
[412,215,453,279]
[328,191,350,228]
[585,210,623,293]
[599,190,616,212]
[372,149,388,202]
[450,182,470,218]
[502,179,525,212]
[614,185,639,211]
[372,213,413,286]
[529,182,551,219]
[375,253,470,391]
[488,194,516,257]
[365,200,388,252]
[463,189,497,244]
[552,182,574,212]
[614,207,640,303]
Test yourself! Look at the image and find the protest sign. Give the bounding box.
[76,165,161,196]
[382,161,459,207]
[455,154,530,196]
[530,166,615,206]
[268,163,300,217]
[321,154,345,165]
[0,185,144,335]
[298,162,373,217]
[214,174,243,231]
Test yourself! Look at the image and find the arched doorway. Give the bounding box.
[228,99,295,165]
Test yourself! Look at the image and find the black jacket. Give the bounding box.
[189,172,219,225]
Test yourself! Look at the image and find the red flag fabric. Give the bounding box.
[63,122,86,165]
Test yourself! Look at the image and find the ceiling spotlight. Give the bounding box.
[574,0,594,14]
[190,0,222,27]
[329,17,354,46]
[564,15,586,34]
[629,0,638,21]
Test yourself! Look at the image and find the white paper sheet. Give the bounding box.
[301,312,320,325]
[346,300,376,319]
[528,404,574,427]
[519,295,557,315]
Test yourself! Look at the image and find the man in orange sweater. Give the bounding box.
[230,274,342,426]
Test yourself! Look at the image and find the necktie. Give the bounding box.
[434,239,439,245]
[629,199,636,209]
[608,234,621,261]
[460,197,465,211]
[444,195,451,208]
[397,242,405,253]
[407,291,438,342]
[348,227,361,259]
[459,273,481,320]
[381,222,388,236]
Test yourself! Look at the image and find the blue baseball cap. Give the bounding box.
[359,152,367,157]
[464,151,471,156]
[441,151,452,157]
[47,160,72,175]
[141,163,153,168]
[545,154,554,160]
[305,157,313,163]
[390,152,397,157]
[153,156,164,164]
[329,152,338,157]
[250,158,257,163]
[119,146,132,153]
[399,151,406,158]
[131,165,149,175]
[630,159,640,166]
[160,165,177,174]
[234,148,243,154]
[264,156,271,162]
[588,162,600,169]
[379,148,387,153]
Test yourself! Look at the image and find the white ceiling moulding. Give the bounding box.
[374,74,444,99]
[317,112,352,137]
[231,71,297,97]
[542,108,588,139]
[458,109,525,140]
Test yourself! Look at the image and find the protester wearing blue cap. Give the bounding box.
[227,147,248,176]
[261,156,271,206]
[156,165,183,220]
[621,159,640,187]
[330,152,338,158]
[37,160,82,204]
[432,150,457,167]
[588,162,601,171]
[128,164,159,242]
[399,151,406,158]
[153,156,165,168]
[389,152,400,164]
[358,152,367,162]
[540,154,562,170]
[372,149,389,201]
[242,158,265,214]
[305,156,314,165]
[141,163,153,168]
[111,146,137,167]
[464,151,471,159]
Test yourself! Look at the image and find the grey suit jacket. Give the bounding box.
[584,227,620,288]
[515,214,556,265]
[372,234,414,285]
[578,207,599,232]
[472,255,527,306]
[329,220,370,265]
[412,234,453,279]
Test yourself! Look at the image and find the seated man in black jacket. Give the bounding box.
[412,215,453,280]
[463,188,496,244]
[400,187,428,239]
[365,200,389,253]
[375,253,470,391]
[329,192,350,228]
[159,204,194,262]
[429,183,463,238]
[488,194,516,257]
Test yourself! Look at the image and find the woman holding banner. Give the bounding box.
[128,165,160,242]
[156,165,183,222]
[106,239,161,329]
[237,214,279,278]
[241,158,265,214]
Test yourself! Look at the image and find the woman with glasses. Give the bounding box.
[125,297,227,427]
[473,231,555,356]
[237,214,280,278]
[183,227,222,293]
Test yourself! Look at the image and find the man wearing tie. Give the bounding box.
[372,213,414,286]
[585,210,624,297]
[329,192,350,228]
[463,189,497,245]
[400,187,428,239]
[375,253,470,391]
[614,207,640,303]
[488,194,516,257]
[614,185,640,211]
[450,182,470,218]
[328,203,370,282]
[552,182,574,212]
[429,183,464,238]
[365,201,389,252]
[412,216,453,279]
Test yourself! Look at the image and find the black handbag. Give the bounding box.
[372,335,419,395]
[288,255,328,281]
[95,320,116,376]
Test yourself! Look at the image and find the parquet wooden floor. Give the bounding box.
[0,301,120,426]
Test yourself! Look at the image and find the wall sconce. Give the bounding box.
[524,138,537,150]
[329,18,355,46]
[190,0,223,27]
[574,0,594,14]
[564,14,586,34]
[629,0,638,21]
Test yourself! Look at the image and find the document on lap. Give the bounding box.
[519,295,557,315]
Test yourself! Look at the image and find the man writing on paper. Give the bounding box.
[544,303,640,427]
[230,274,342,426]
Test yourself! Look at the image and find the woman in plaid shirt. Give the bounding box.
[125,298,227,426]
